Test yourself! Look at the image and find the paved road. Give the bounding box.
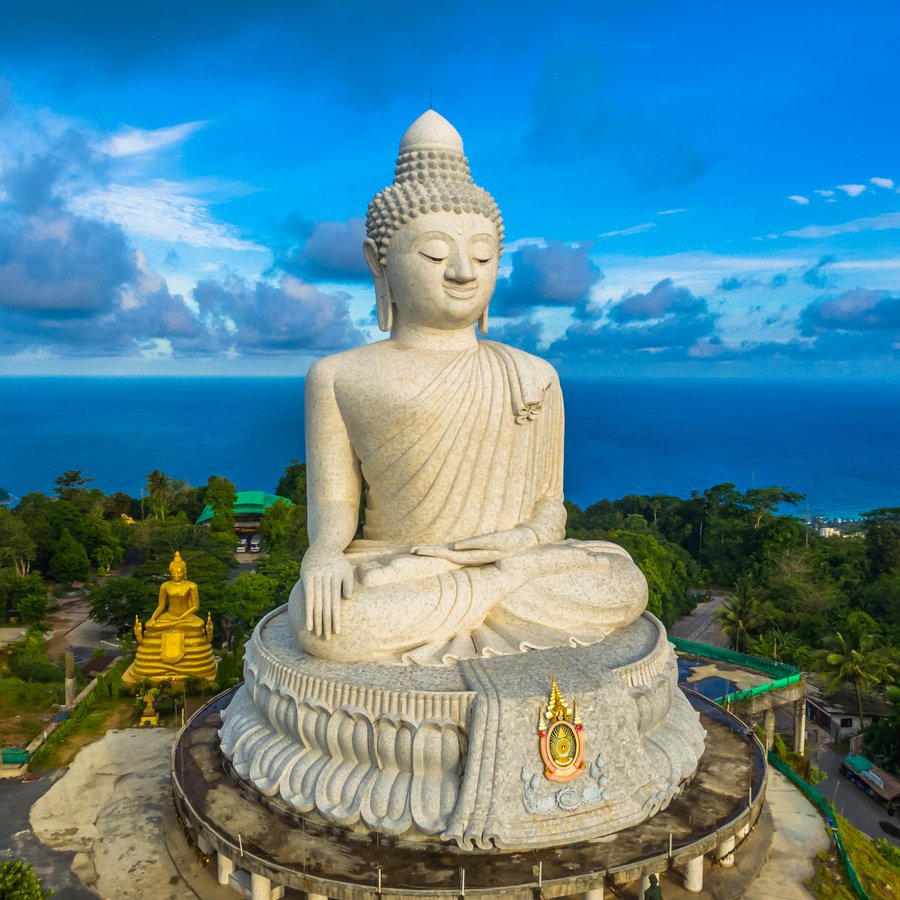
[0,772,97,898]
[671,591,728,646]
[806,729,900,849]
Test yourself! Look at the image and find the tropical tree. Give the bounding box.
[49,528,90,583]
[217,572,281,644]
[145,469,186,521]
[0,859,53,898]
[742,486,805,529]
[203,475,237,540]
[716,577,776,653]
[862,507,900,578]
[862,686,900,772]
[0,506,35,576]
[260,500,307,559]
[813,624,899,728]
[0,570,48,623]
[90,577,157,630]
[53,469,92,500]
[750,628,811,668]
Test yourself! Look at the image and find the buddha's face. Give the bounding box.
[383,212,499,331]
[169,564,186,583]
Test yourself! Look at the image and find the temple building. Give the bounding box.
[195,490,291,537]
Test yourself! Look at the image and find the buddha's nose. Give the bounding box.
[444,247,476,283]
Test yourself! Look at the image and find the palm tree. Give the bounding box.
[814,630,898,728]
[750,629,810,669]
[716,576,775,653]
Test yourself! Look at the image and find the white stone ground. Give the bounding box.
[743,768,830,899]
[30,728,193,900]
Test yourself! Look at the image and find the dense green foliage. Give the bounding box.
[6,630,63,683]
[3,466,898,758]
[0,859,53,898]
[0,570,48,623]
[862,686,900,772]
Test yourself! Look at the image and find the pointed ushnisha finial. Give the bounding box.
[365,109,504,267]
[399,110,464,154]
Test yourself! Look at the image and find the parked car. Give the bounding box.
[249,535,263,553]
[236,537,249,553]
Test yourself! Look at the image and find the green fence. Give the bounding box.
[671,637,802,705]
[768,752,870,900]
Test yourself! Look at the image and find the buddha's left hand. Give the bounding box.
[413,526,537,564]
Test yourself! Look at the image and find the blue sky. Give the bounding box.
[0,0,897,377]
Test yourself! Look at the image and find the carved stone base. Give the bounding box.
[219,607,705,851]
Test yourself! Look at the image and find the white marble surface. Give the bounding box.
[220,608,706,849]
[289,110,647,665]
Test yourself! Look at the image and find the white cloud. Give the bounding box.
[783,212,900,239]
[870,176,895,189]
[104,121,207,158]
[814,189,835,197]
[655,208,686,216]
[596,251,806,298]
[68,181,265,251]
[788,195,810,205]
[600,222,656,238]
[837,184,866,197]
[136,337,175,359]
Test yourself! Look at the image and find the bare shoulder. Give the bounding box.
[306,342,389,393]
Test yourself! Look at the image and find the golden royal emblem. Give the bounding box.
[538,676,586,782]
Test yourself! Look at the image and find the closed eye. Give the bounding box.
[419,251,447,262]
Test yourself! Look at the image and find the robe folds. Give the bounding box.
[291,341,648,666]
[357,341,565,548]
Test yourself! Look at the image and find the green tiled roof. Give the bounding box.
[196,490,292,524]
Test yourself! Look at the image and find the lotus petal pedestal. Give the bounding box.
[220,606,705,851]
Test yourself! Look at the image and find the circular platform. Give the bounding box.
[173,688,766,898]
[218,608,708,850]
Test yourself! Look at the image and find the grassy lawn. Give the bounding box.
[0,675,64,748]
[33,695,139,769]
[812,814,900,900]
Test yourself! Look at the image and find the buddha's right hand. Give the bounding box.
[300,546,354,640]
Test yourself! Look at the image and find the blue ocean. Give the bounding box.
[1,377,897,520]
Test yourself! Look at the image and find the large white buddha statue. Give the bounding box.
[221,112,706,851]
[287,111,647,665]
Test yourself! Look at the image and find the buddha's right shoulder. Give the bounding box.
[306,342,389,389]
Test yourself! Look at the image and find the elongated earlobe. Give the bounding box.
[377,290,394,332]
[364,238,393,332]
[477,306,488,334]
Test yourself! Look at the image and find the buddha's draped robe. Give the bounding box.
[290,341,647,665]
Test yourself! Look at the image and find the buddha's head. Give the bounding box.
[169,551,187,582]
[364,111,504,334]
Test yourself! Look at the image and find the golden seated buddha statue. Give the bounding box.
[123,552,217,685]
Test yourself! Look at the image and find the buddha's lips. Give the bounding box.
[444,284,478,300]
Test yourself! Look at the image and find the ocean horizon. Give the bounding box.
[1,375,897,520]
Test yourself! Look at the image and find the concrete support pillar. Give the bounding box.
[794,698,807,755]
[582,888,604,899]
[216,852,234,886]
[717,835,736,868]
[683,854,704,893]
[307,894,329,900]
[764,708,776,751]
[64,652,76,708]
[250,871,271,900]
